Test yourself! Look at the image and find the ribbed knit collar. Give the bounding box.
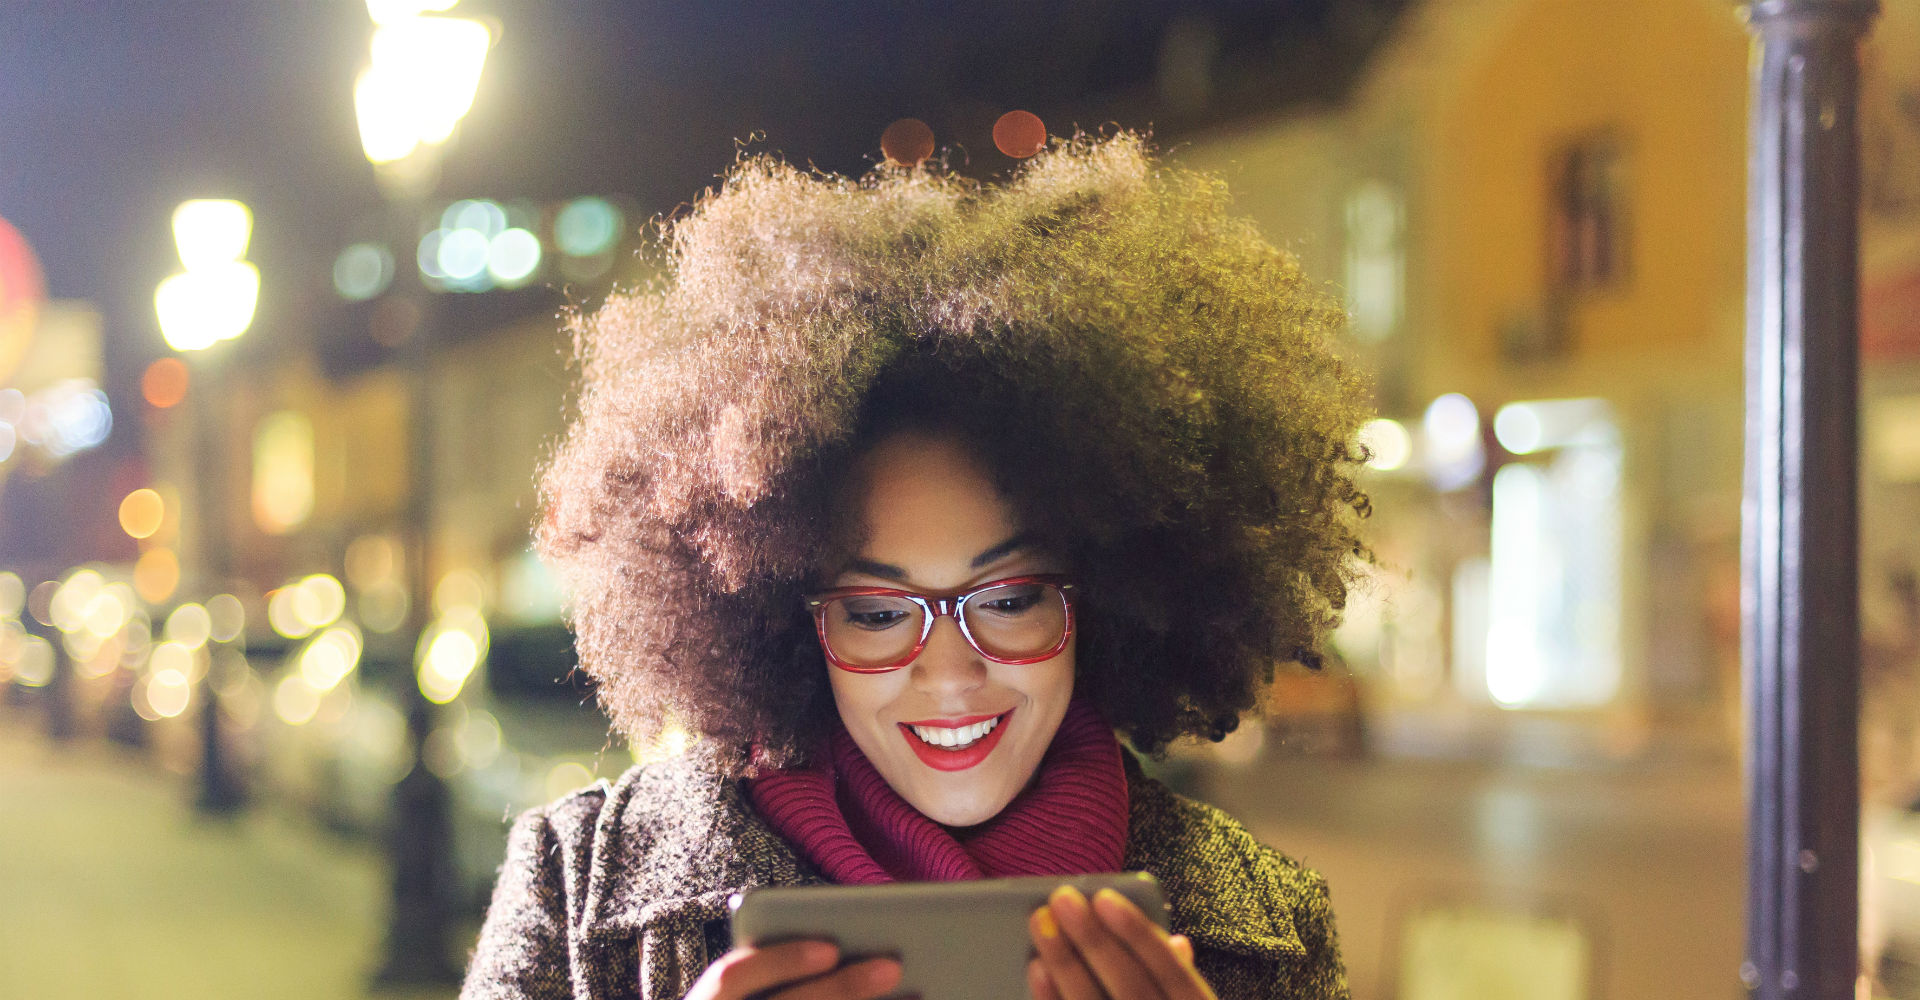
[744,696,1129,883]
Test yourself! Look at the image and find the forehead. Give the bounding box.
[841,431,1025,578]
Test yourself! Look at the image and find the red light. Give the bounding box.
[881,118,935,167]
[142,357,189,409]
[993,111,1047,159]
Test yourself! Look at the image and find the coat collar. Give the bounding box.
[576,749,1305,967]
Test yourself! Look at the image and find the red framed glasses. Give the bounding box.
[803,574,1077,673]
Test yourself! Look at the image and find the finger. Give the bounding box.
[705,941,841,1000]
[773,957,903,1000]
[1048,886,1160,1000]
[1168,935,1196,969]
[1092,890,1214,1000]
[1031,904,1104,1000]
[1028,958,1063,1000]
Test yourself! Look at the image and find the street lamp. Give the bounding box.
[353,3,491,200]
[154,200,258,352]
[351,1,491,988]
[153,197,257,815]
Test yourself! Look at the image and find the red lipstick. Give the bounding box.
[898,709,1014,772]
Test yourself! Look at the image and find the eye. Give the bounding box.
[845,609,909,629]
[839,597,915,631]
[976,586,1043,616]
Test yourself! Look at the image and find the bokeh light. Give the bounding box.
[273,673,321,726]
[27,580,56,626]
[364,1,460,30]
[49,569,104,633]
[348,698,411,784]
[170,200,253,270]
[165,603,213,650]
[346,534,401,589]
[118,488,165,539]
[460,707,503,769]
[881,118,935,166]
[333,242,395,301]
[267,587,311,640]
[206,593,245,643]
[149,640,200,684]
[82,584,131,639]
[0,571,24,619]
[444,198,505,237]
[13,634,54,686]
[1494,403,1544,455]
[544,760,596,801]
[134,548,180,604]
[252,411,314,533]
[299,624,363,692]
[1423,392,1485,491]
[418,628,478,703]
[1359,418,1413,472]
[156,263,259,351]
[359,583,410,634]
[487,228,541,285]
[437,227,490,281]
[993,110,1047,158]
[555,197,621,257]
[295,574,347,630]
[23,381,113,456]
[141,358,189,409]
[356,15,492,162]
[146,668,192,719]
[434,569,485,615]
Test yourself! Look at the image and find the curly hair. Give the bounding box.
[536,132,1372,774]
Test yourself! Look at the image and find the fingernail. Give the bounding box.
[1049,885,1087,912]
[1035,906,1059,938]
[1093,888,1128,910]
[804,941,839,965]
[866,960,902,988]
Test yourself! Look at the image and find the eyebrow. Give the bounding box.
[845,532,1031,584]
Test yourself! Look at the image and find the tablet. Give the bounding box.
[728,872,1170,1000]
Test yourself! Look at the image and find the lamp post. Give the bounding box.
[351,1,491,987]
[154,198,259,815]
[1739,2,1877,998]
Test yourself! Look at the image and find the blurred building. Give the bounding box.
[1175,0,1919,776]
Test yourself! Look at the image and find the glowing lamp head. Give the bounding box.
[171,200,253,270]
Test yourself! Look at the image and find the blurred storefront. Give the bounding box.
[1175,0,1909,772]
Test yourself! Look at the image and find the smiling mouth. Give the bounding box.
[897,709,1015,771]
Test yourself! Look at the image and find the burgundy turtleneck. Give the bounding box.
[744,697,1129,883]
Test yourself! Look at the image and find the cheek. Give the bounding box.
[827,668,904,730]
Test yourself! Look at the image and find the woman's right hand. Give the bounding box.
[686,941,904,1000]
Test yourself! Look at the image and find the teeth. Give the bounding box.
[910,715,1002,749]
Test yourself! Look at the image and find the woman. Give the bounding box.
[463,133,1369,1000]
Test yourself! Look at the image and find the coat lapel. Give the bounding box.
[1120,756,1309,965]
[577,751,824,1000]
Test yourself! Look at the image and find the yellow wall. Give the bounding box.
[1429,0,1749,375]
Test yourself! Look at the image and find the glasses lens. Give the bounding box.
[961,581,1067,661]
[821,594,924,669]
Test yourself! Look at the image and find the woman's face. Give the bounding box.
[824,429,1075,828]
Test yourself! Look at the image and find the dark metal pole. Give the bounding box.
[371,193,461,989]
[1741,2,1876,997]
[194,348,246,814]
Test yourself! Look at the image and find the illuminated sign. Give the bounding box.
[0,215,46,385]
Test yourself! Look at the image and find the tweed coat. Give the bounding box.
[460,749,1349,1000]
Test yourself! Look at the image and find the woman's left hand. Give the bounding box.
[1027,886,1217,1000]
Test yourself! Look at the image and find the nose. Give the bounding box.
[910,613,987,696]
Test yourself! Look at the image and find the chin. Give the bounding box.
[914,788,1014,828]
